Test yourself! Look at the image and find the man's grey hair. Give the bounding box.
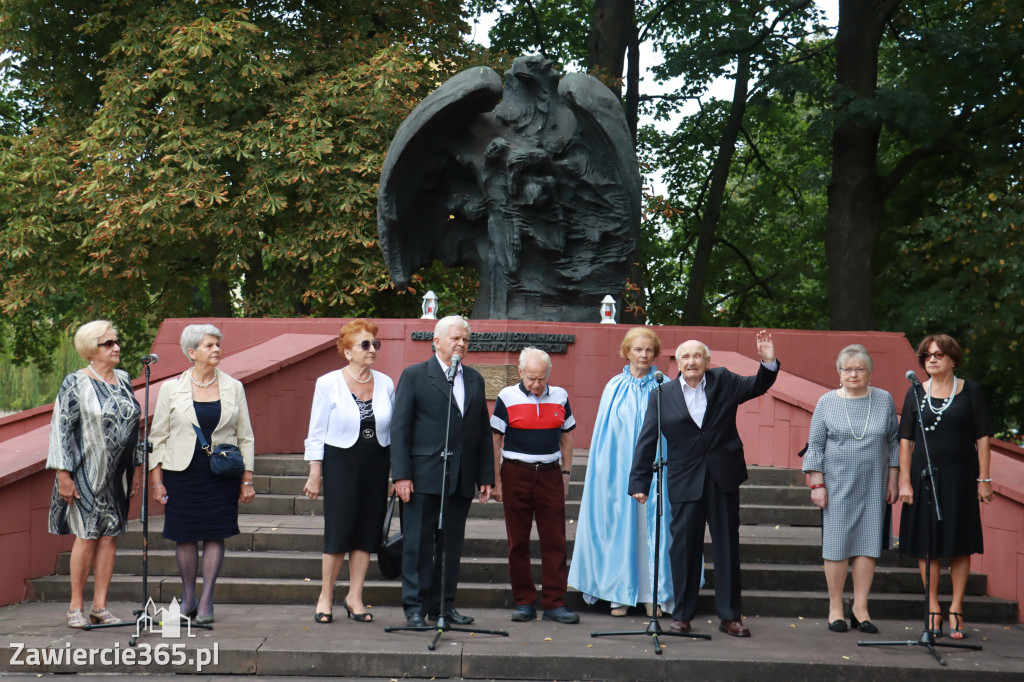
[675,340,711,363]
[519,347,551,375]
[836,344,873,373]
[180,324,223,363]
[434,315,470,339]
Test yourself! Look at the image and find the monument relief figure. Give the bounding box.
[377,55,641,321]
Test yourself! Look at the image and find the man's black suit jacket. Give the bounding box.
[629,363,779,503]
[390,357,494,497]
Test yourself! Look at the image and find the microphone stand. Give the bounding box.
[591,371,711,653]
[858,374,980,665]
[385,357,508,650]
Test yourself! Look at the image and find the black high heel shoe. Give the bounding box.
[850,614,878,634]
[928,611,944,638]
[343,599,372,623]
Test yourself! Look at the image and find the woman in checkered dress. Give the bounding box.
[803,345,899,633]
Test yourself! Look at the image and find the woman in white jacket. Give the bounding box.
[303,319,394,624]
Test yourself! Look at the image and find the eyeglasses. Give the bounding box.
[840,368,868,375]
[358,339,381,351]
[97,339,121,349]
[920,352,945,361]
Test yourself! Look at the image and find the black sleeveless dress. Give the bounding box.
[162,400,241,542]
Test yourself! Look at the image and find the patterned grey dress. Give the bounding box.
[46,369,141,539]
[803,388,898,561]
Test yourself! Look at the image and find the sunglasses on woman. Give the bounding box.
[97,339,121,349]
[920,351,945,360]
[358,339,381,351]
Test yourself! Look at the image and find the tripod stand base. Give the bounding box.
[385,616,510,651]
[592,618,712,655]
[860,629,982,666]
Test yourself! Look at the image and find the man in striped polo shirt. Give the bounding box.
[491,347,579,624]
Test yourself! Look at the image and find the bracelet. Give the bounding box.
[241,481,254,486]
[977,478,992,483]
[152,481,164,487]
[810,483,825,490]
[561,470,571,476]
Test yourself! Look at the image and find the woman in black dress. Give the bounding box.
[302,319,394,624]
[149,324,255,624]
[897,334,994,640]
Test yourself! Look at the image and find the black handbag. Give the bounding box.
[193,424,245,478]
[377,493,403,580]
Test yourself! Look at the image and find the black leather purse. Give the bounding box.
[192,424,245,477]
[377,493,403,580]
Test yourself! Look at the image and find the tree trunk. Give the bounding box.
[682,51,751,325]
[825,0,901,330]
[588,0,645,323]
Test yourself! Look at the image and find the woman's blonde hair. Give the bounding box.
[73,320,114,360]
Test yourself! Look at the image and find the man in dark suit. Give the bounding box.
[391,315,494,627]
[629,331,778,637]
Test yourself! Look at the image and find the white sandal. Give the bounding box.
[67,608,88,628]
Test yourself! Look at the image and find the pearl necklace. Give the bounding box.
[189,368,218,388]
[345,366,372,384]
[87,362,115,384]
[841,386,872,440]
[921,377,957,431]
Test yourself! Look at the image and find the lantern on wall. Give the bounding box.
[600,295,617,324]
[421,290,439,319]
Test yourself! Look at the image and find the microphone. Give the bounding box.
[654,371,664,384]
[448,354,461,380]
[141,354,159,365]
[906,370,922,387]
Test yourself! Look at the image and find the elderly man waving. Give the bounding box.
[629,332,778,638]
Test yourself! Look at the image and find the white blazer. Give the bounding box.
[148,370,255,472]
[304,368,395,460]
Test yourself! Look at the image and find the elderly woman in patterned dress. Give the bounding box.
[47,320,142,628]
[803,345,899,633]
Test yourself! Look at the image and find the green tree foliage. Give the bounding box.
[0,0,482,366]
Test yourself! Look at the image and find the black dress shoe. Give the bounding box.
[828,619,848,633]
[850,615,878,634]
[405,613,427,627]
[427,608,474,625]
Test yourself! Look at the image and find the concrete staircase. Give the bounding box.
[29,453,1019,624]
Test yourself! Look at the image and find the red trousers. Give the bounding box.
[501,461,568,609]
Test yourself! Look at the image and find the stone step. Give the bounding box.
[25,574,1016,624]
[114,516,928,569]
[54,548,990,597]
[242,492,821,527]
[253,454,807,488]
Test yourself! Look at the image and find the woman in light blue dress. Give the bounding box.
[570,328,702,616]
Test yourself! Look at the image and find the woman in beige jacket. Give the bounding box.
[149,324,255,624]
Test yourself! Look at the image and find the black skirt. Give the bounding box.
[163,401,241,543]
[322,437,390,554]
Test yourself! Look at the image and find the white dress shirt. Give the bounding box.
[435,354,464,414]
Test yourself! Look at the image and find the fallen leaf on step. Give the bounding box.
[544,637,553,641]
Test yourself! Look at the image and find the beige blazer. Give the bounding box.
[148,370,255,472]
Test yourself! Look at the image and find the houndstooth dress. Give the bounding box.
[803,388,899,561]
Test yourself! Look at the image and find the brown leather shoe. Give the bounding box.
[669,620,691,633]
[719,619,751,637]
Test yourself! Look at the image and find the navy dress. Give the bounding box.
[162,400,241,542]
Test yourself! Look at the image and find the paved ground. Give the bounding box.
[2,600,1022,680]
